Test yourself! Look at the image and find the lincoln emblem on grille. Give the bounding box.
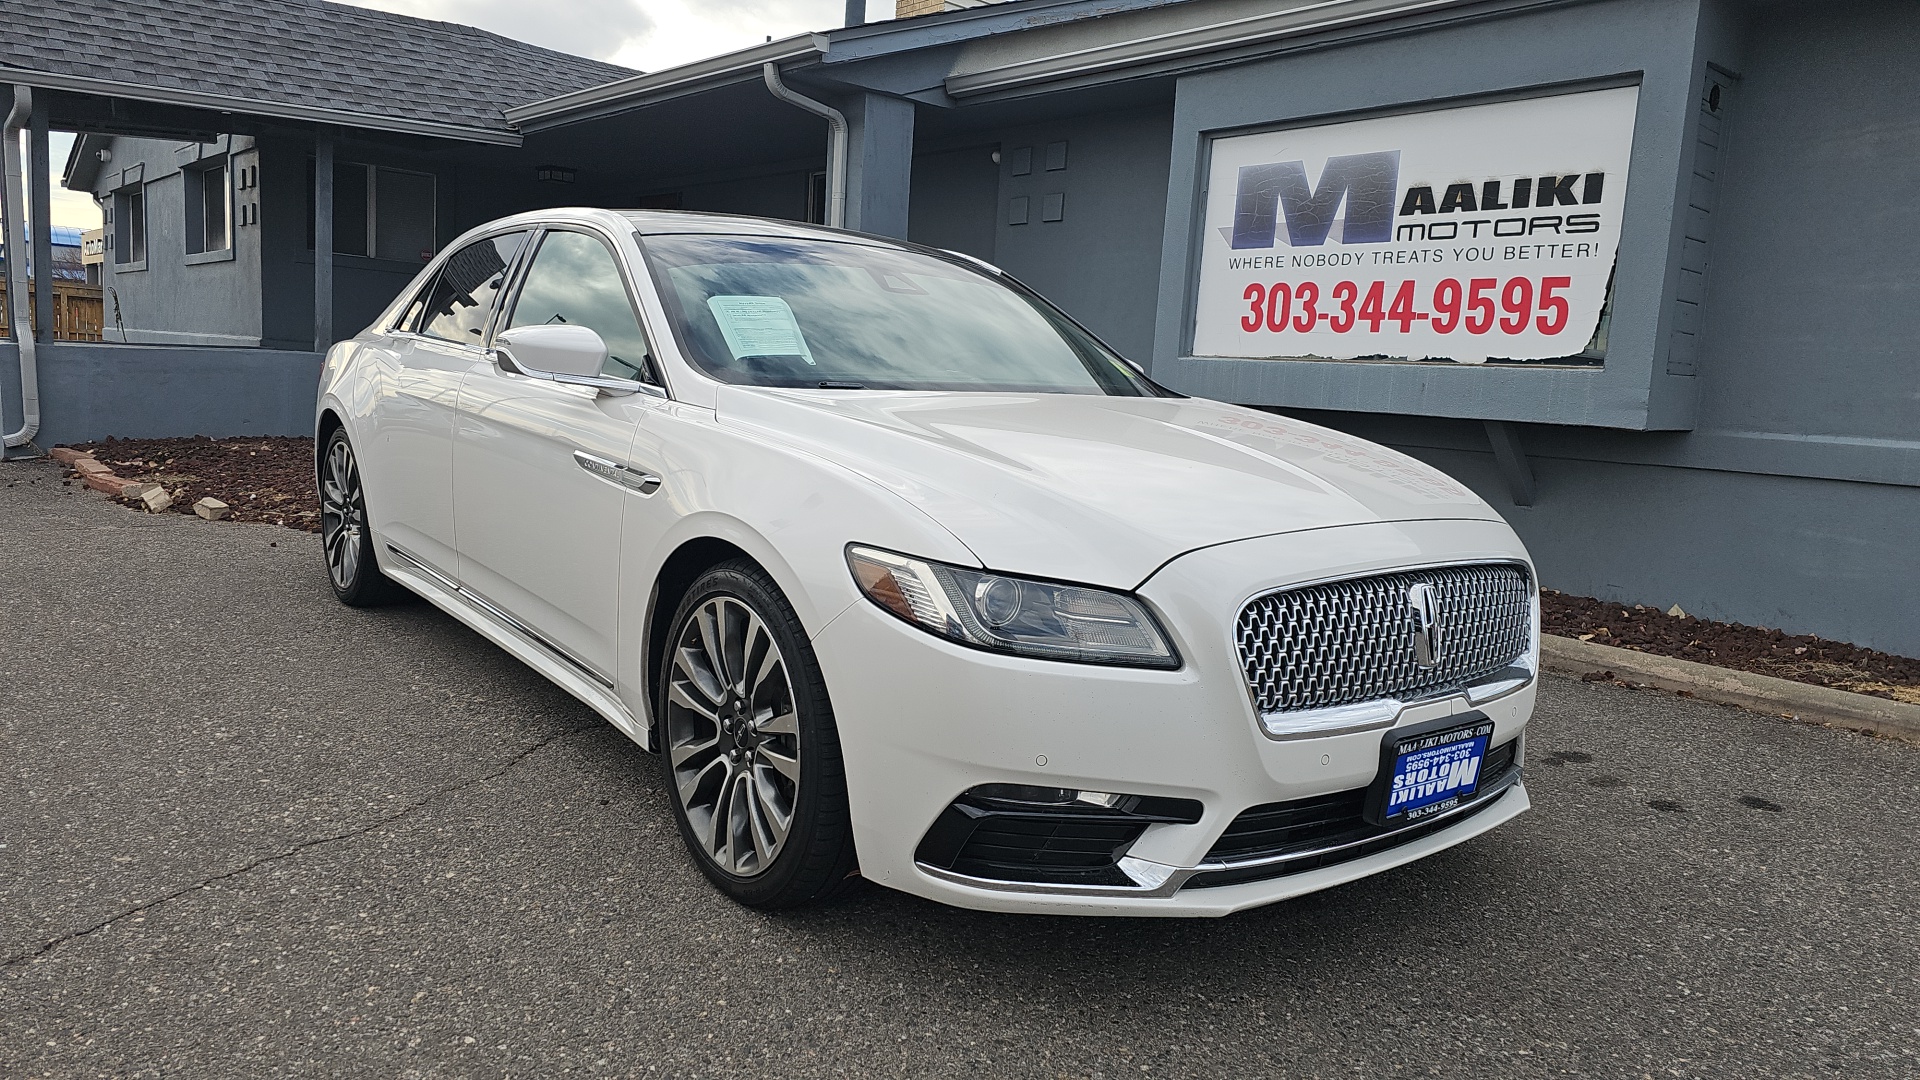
[1406,583,1440,668]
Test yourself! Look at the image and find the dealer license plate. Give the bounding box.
[1364,713,1495,827]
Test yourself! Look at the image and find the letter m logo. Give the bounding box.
[1231,151,1401,249]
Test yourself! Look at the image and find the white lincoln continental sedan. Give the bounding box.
[317,208,1539,916]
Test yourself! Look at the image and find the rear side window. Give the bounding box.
[418,231,529,344]
[506,230,655,381]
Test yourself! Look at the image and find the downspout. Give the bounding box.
[2,84,40,453]
[762,63,846,229]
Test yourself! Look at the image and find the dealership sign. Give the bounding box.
[1191,86,1639,364]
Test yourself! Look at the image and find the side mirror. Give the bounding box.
[493,323,609,379]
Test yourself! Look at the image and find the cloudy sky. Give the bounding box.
[340,0,872,73]
[42,0,886,229]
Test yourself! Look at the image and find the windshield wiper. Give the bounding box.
[817,381,866,390]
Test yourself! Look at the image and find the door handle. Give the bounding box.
[574,450,662,496]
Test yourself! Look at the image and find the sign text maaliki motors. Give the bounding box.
[1190,85,1639,365]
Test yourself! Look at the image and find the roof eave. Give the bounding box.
[943,0,1518,99]
[819,0,1195,62]
[62,131,108,189]
[0,65,523,146]
[507,36,821,131]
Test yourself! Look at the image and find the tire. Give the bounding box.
[658,559,857,909]
[318,426,410,608]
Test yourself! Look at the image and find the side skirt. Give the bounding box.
[377,545,653,752]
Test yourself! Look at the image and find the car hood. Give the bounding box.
[716,387,1500,588]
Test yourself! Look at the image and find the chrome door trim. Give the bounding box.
[573,449,662,496]
[385,542,617,690]
[384,542,459,591]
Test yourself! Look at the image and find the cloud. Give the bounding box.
[337,0,871,69]
[335,0,654,62]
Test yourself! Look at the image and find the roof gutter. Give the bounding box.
[944,0,1482,98]
[508,37,819,131]
[761,63,846,229]
[3,84,41,453]
[0,66,522,146]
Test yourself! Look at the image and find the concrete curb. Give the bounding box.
[1541,634,1920,745]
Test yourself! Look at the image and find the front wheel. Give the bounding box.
[319,427,409,607]
[659,560,856,908]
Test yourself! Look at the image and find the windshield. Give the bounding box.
[636,233,1158,395]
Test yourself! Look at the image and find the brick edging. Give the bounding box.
[1541,634,1920,745]
[50,447,229,519]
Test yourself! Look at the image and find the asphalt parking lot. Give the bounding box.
[3,457,1917,1080]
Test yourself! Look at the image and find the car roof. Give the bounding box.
[617,209,900,245]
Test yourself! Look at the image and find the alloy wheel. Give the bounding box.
[319,436,366,590]
[665,595,802,878]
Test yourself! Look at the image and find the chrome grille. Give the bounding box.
[1236,563,1533,715]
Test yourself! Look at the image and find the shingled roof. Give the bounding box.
[0,0,635,143]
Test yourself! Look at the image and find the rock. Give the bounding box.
[1667,604,1688,618]
[193,497,231,521]
[49,447,95,465]
[83,472,131,495]
[141,486,174,513]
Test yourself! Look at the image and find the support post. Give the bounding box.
[29,93,52,343]
[1483,420,1537,507]
[844,0,866,27]
[2,84,42,453]
[313,127,334,353]
[844,92,914,239]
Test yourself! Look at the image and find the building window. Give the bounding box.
[307,163,438,262]
[184,160,231,255]
[112,185,146,266]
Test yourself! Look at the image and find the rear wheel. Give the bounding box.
[319,427,408,607]
[660,560,856,908]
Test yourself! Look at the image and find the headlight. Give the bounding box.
[846,545,1179,669]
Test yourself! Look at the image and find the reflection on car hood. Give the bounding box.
[716,387,1500,588]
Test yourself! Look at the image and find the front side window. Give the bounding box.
[112,186,146,265]
[507,230,654,381]
[185,159,230,255]
[637,232,1155,395]
[417,231,529,345]
[307,163,437,262]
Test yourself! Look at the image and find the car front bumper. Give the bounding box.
[808,517,1537,917]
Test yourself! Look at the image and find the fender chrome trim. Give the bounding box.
[574,449,662,496]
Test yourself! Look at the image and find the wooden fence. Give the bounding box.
[0,281,106,341]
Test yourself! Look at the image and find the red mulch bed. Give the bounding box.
[1542,590,1920,704]
[68,435,320,532]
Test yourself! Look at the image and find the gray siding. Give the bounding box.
[1126,0,1920,653]
[1,341,321,447]
[907,144,1000,260]
[93,136,263,346]
[985,105,1174,363]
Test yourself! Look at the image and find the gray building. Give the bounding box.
[4,0,1916,656]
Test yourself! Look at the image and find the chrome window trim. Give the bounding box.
[500,223,671,394]
[410,227,535,344]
